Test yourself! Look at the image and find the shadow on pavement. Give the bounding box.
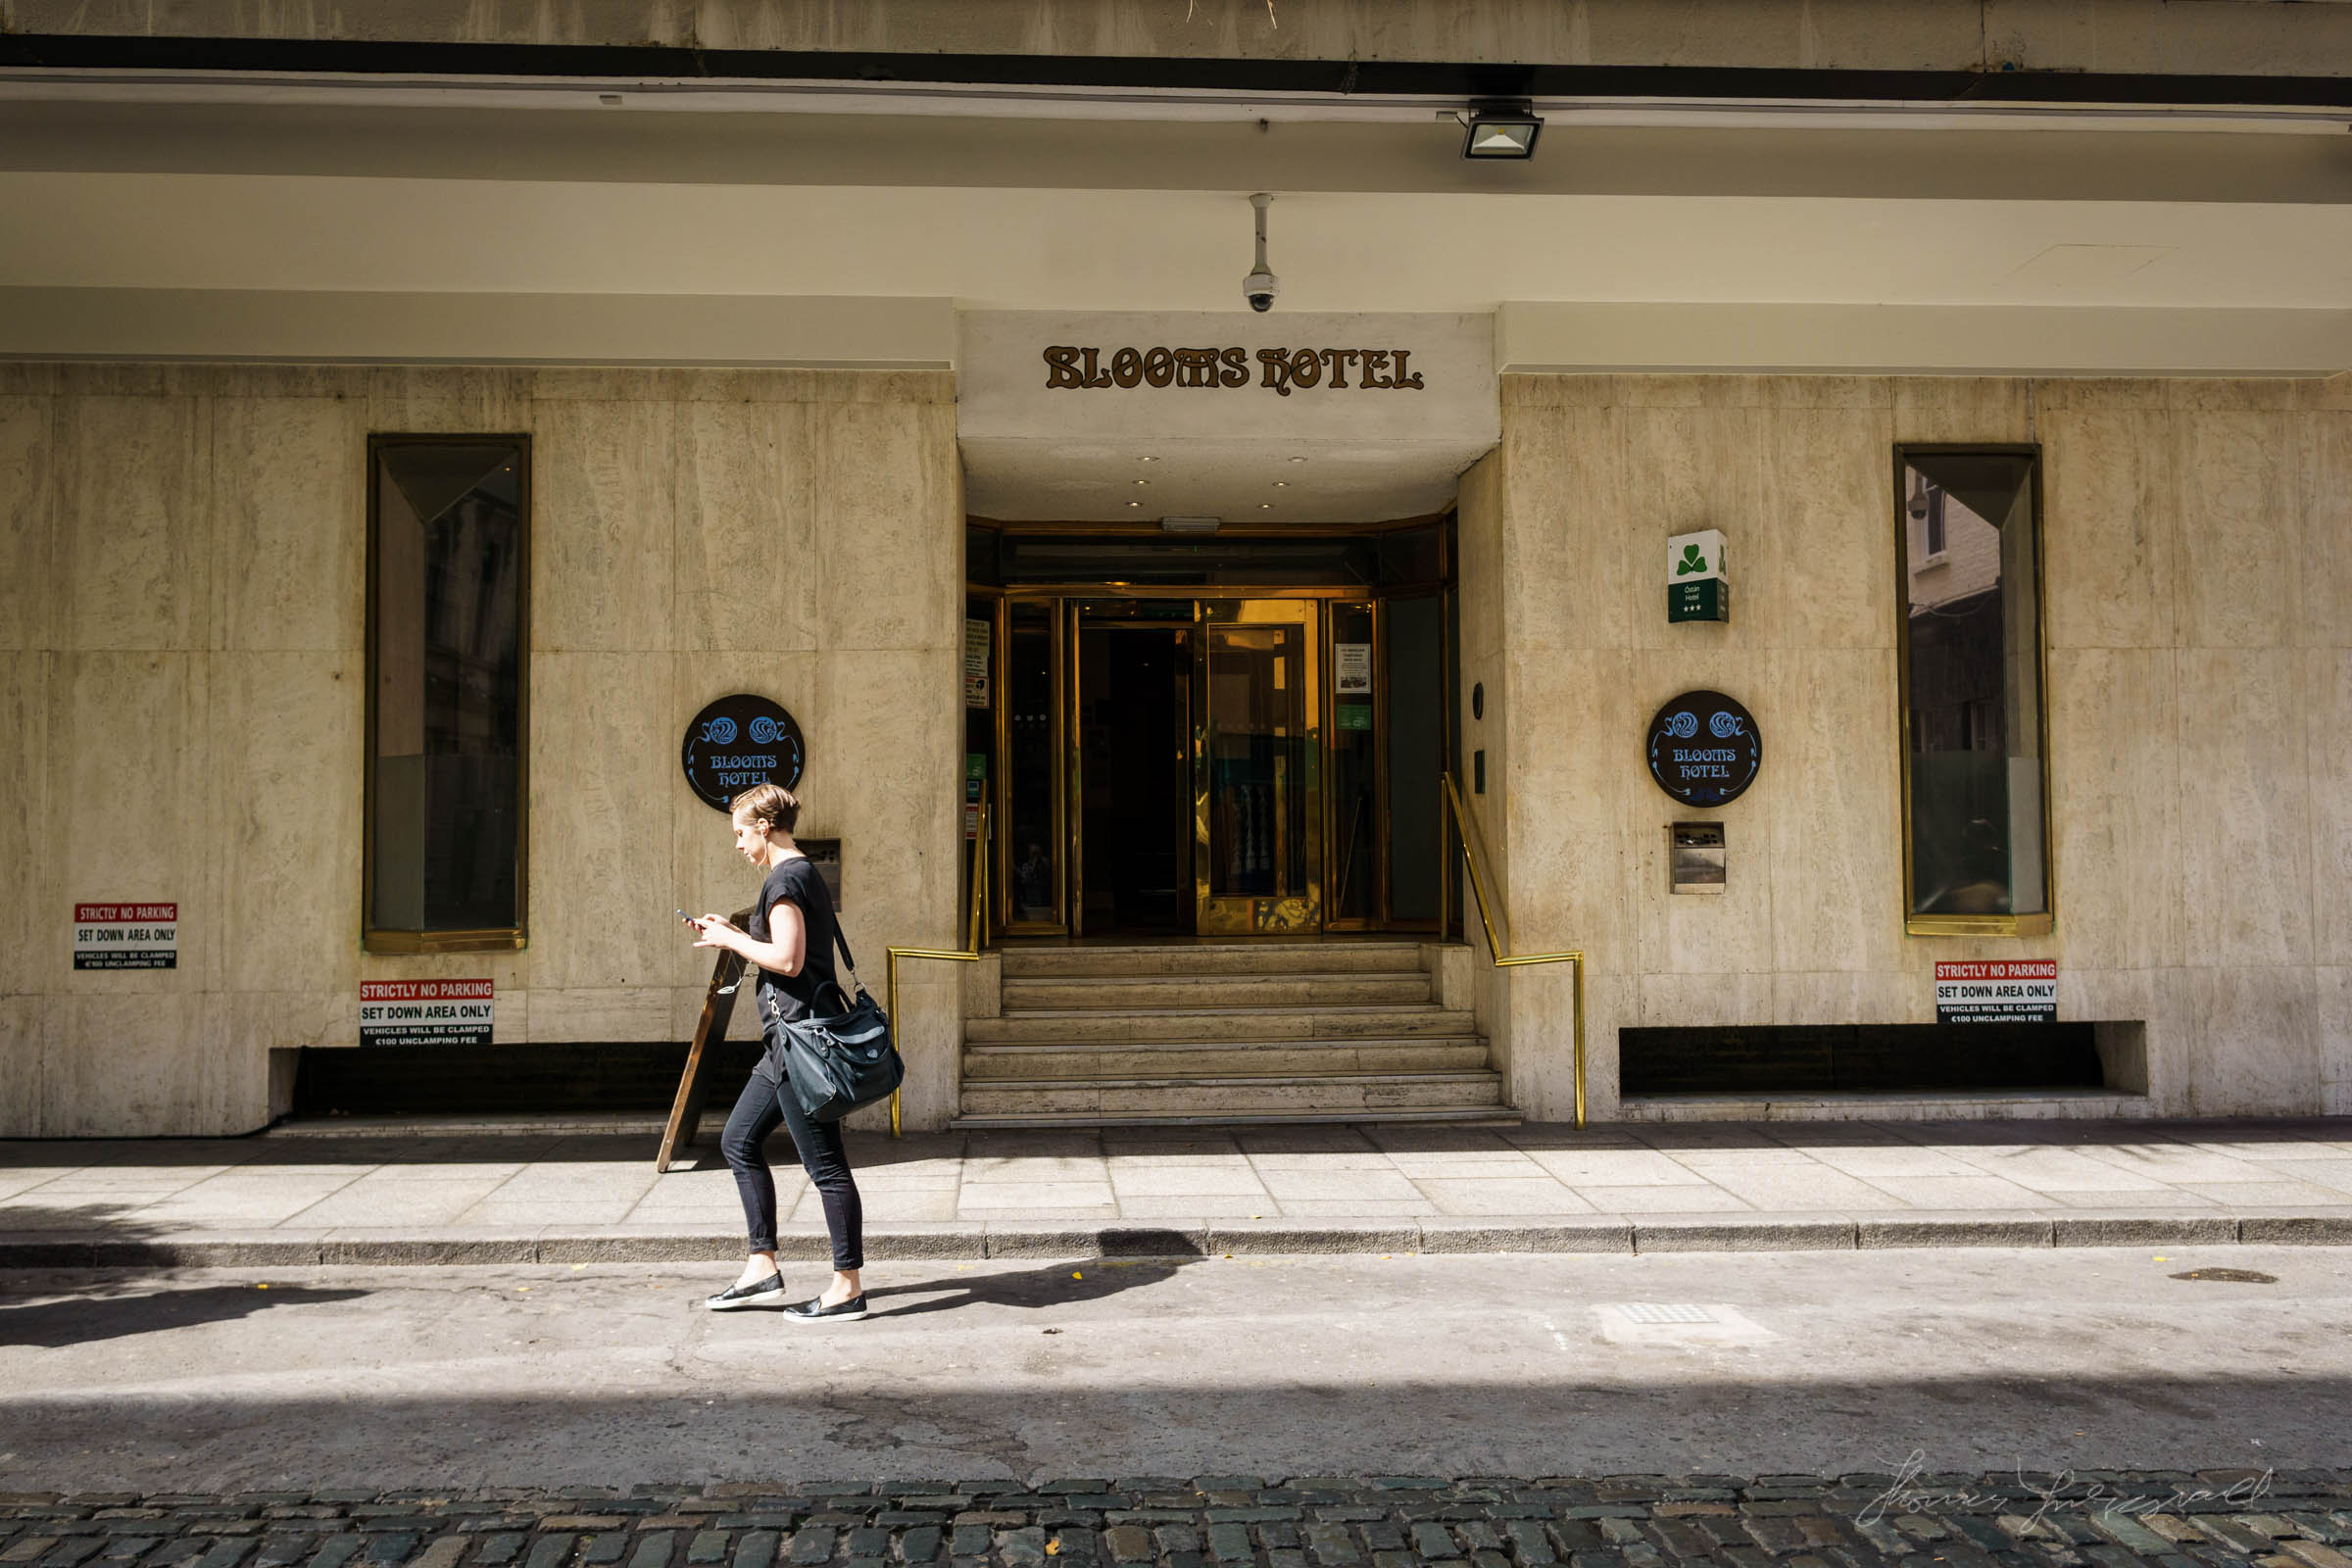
[0,1280,368,1348]
[863,1256,1205,1318]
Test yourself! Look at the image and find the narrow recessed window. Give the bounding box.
[1895,446,2050,936]
[365,436,529,951]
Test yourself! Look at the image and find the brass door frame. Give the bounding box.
[1322,594,1380,933]
[1193,598,1324,936]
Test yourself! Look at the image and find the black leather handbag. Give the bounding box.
[772,930,903,1122]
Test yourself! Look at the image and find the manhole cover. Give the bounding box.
[1616,1302,1716,1324]
[2170,1268,2277,1284]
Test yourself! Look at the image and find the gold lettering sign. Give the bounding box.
[1043,345,1425,397]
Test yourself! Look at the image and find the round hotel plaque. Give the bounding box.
[681,694,805,811]
[1645,690,1761,808]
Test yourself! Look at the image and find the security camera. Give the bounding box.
[1244,192,1280,313]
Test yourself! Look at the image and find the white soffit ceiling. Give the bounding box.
[2,175,2349,314]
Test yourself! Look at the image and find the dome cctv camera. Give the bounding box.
[1244,193,1280,313]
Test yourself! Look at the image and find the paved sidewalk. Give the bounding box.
[5,1473,2349,1568]
[4,1118,2351,1266]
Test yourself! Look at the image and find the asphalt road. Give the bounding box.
[1,1245,2344,1493]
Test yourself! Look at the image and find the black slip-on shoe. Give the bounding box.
[705,1273,787,1311]
[781,1293,867,1323]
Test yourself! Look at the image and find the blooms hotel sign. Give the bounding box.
[1044,343,1428,395]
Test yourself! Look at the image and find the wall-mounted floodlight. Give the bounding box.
[1461,100,1544,159]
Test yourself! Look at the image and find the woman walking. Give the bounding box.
[684,782,867,1322]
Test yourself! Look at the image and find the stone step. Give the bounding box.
[1002,972,1433,1010]
[998,942,1431,979]
[949,1104,1523,1130]
[956,1070,1508,1119]
[963,1038,1494,1081]
[963,1004,1479,1045]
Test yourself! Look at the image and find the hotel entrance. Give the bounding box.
[967,524,1452,940]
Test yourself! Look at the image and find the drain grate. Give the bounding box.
[2170,1268,2277,1284]
[1615,1302,1717,1324]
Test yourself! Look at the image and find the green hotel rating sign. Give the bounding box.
[1668,528,1729,623]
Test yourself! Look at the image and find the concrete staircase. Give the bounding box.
[953,940,1512,1129]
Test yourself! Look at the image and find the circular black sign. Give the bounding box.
[1645,690,1761,808]
[681,694,805,812]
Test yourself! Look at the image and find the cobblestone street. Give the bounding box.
[8,1475,2352,1568]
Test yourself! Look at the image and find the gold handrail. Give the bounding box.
[883,798,990,1139]
[1443,772,1587,1128]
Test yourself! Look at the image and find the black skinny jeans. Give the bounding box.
[719,1061,863,1271]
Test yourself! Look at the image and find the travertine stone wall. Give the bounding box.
[0,363,962,1137]
[1461,373,2352,1122]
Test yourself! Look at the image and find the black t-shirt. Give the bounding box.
[746,855,843,1027]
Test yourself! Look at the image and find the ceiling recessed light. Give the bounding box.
[1260,503,1272,510]
[1137,455,1159,462]
[1274,481,1289,488]
[1128,501,1141,508]
[1135,479,1150,486]
[1287,456,1307,464]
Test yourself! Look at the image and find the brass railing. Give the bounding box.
[883,799,990,1139]
[1443,772,1588,1128]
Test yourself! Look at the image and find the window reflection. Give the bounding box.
[1900,450,2048,921]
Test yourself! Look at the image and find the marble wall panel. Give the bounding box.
[365,368,530,435]
[53,651,215,991]
[1756,405,1895,651]
[676,401,818,655]
[533,399,678,655]
[0,653,50,998]
[2173,411,2296,651]
[2031,379,2172,414]
[2314,966,2351,1095]
[2177,649,2312,969]
[211,652,363,997]
[2306,649,2352,968]
[214,397,365,654]
[2299,413,2352,651]
[0,397,55,652]
[40,994,269,1138]
[0,996,39,1137]
[2177,964,2320,1117]
[816,648,962,954]
[525,652,674,991]
[1500,405,1629,656]
[64,394,208,653]
[891,965,963,1133]
[1760,649,1906,975]
[2039,408,2175,651]
[1891,378,2033,445]
[2046,648,2182,972]
[1454,452,1510,918]
[1504,959,1586,1124]
[1623,406,1764,653]
[814,401,957,654]
[1503,651,1634,956]
[1638,971,1774,1028]
[1771,969,1923,1027]
[525,987,675,1044]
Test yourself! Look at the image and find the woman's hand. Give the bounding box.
[688,913,743,953]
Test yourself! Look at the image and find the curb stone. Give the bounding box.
[8,1210,2352,1268]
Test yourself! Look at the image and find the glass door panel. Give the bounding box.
[1326,600,1380,927]
[1000,597,1065,931]
[1195,600,1321,934]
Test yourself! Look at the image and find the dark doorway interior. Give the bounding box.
[1080,625,1193,934]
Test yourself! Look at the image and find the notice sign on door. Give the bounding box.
[1935,960,2057,1024]
[74,904,177,969]
[360,979,494,1048]
[1334,643,1373,695]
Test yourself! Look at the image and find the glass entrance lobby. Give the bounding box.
[965,524,1453,939]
